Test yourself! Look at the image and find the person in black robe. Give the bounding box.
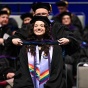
[0,5,18,28]
[31,2,80,56]
[79,26,88,62]
[20,12,33,29]
[7,2,79,56]
[52,1,83,33]
[11,16,66,88]
[58,11,83,88]
[0,10,18,56]
[0,11,15,88]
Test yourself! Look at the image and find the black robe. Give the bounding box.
[7,23,80,56]
[51,22,80,55]
[0,25,16,80]
[52,13,83,33]
[13,45,66,88]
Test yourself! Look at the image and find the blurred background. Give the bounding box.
[0,0,88,27]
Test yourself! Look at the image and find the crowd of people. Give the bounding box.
[0,1,88,88]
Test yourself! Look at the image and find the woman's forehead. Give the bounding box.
[34,21,45,24]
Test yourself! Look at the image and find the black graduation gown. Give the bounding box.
[5,24,32,48]
[9,18,18,28]
[51,22,80,55]
[79,29,88,62]
[0,26,9,55]
[13,45,66,88]
[0,57,15,81]
[0,25,18,55]
[72,14,83,32]
[0,25,16,80]
[52,13,83,32]
[7,22,80,58]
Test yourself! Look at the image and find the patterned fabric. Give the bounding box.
[28,45,53,88]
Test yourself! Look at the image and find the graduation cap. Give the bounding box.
[31,2,52,13]
[59,12,72,22]
[56,1,68,6]
[20,13,33,20]
[0,11,9,15]
[59,11,72,18]
[0,5,11,15]
[30,16,51,26]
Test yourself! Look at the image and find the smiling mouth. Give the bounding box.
[36,30,43,32]
[36,31,42,33]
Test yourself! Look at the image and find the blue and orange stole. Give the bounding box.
[28,46,53,88]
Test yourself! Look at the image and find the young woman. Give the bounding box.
[12,16,66,88]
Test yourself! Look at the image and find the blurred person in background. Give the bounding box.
[0,5,19,29]
[58,11,82,88]
[20,12,33,29]
[59,11,82,43]
[0,10,16,88]
[52,0,83,33]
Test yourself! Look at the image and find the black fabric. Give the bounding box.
[30,16,51,26]
[31,2,51,12]
[9,18,18,28]
[56,1,68,6]
[0,57,15,81]
[0,11,9,15]
[13,45,66,88]
[20,13,33,20]
[0,25,17,80]
[52,13,83,33]
[51,21,80,55]
[0,25,12,55]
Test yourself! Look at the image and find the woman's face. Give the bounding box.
[62,15,71,25]
[34,21,45,36]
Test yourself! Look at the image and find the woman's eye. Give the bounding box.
[40,24,44,27]
[34,25,37,27]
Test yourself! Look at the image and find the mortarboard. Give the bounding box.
[59,11,72,22]
[0,5,11,15]
[30,16,51,26]
[31,2,52,13]
[20,13,33,20]
[56,1,68,6]
[59,11,72,17]
[0,11,9,15]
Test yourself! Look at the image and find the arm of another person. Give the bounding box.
[3,68,15,79]
[4,24,32,46]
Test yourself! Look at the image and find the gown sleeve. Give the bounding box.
[44,45,66,88]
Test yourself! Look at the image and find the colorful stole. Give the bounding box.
[28,46,53,88]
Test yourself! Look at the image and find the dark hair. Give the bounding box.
[26,22,52,56]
